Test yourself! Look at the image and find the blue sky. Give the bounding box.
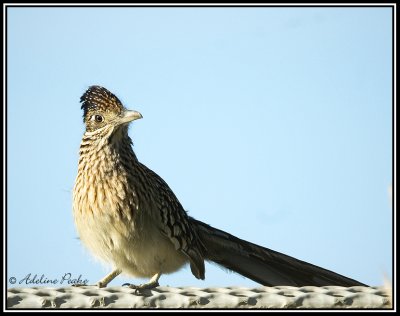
[7,6,392,288]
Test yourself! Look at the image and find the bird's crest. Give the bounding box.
[80,86,124,121]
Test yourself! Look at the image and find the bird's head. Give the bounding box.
[80,85,142,133]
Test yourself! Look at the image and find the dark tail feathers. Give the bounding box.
[192,219,367,287]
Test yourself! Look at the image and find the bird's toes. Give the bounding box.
[71,283,94,288]
[122,281,159,294]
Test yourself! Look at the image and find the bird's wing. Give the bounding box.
[138,163,205,279]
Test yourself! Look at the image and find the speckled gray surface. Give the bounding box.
[7,286,392,309]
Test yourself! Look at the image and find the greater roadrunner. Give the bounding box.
[73,85,367,290]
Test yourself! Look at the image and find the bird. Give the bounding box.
[73,85,367,290]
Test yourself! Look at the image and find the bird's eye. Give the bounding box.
[94,115,103,123]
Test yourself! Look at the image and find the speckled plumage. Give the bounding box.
[73,86,367,289]
[73,86,205,288]
[80,86,125,122]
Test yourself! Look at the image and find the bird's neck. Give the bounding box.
[74,126,140,219]
[78,126,139,172]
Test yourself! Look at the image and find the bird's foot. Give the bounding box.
[72,281,105,288]
[72,269,121,288]
[122,281,160,294]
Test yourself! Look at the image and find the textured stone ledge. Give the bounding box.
[7,286,392,309]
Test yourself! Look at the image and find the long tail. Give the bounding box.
[192,219,367,287]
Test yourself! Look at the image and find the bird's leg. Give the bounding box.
[123,273,161,293]
[72,269,121,288]
[96,269,122,288]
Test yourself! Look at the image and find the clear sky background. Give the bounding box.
[7,6,393,288]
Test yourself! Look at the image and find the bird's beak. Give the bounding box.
[119,110,143,124]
